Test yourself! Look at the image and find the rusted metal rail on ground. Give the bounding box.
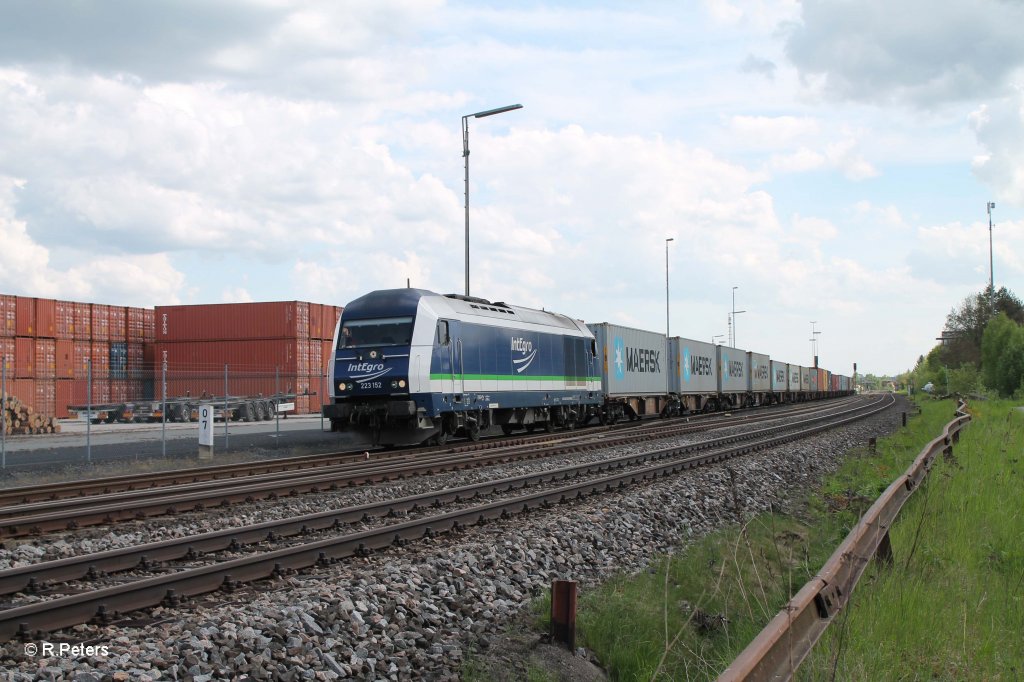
[718,400,971,682]
[0,395,893,639]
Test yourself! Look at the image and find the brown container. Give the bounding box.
[0,294,15,337]
[126,307,149,343]
[109,306,127,343]
[156,339,301,376]
[110,379,131,404]
[143,309,155,342]
[55,300,74,340]
[90,341,110,378]
[155,301,312,342]
[72,378,110,405]
[91,304,110,341]
[56,339,75,379]
[35,379,55,417]
[73,302,92,340]
[0,337,13,377]
[34,338,56,379]
[15,297,35,337]
[15,337,34,378]
[55,379,73,418]
[127,343,146,379]
[73,342,91,379]
[35,298,56,338]
[10,379,35,411]
[309,303,322,340]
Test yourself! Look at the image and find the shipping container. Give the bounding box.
[155,339,304,377]
[109,306,127,343]
[56,339,75,379]
[801,366,812,393]
[9,379,35,411]
[126,307,148,343]
[717,345,748,394]
[127,343,146,379]
[110,342,128,379]
[55,300,74,339]
[155,301,313,342]
[747,352,771,393]
[55,379,73,418]
[668,337,718,395]
[0,294,15,337]
[35,298,56,338]
[91,304,111,341]
[14,337,34,378]
[816,368,827,394]
[143,309,155,342]
[587,323,669,397]
[15,297,35,336]
[789,365,802,392]
[35,379,55,417]
[72,378,110,405]
[72,341,91,379]
[34,338,55,379]
[73,302,91,340]
[770,360,788,393]
[90,341,110,378]
[309,303,323,340]
[0,337,12,376]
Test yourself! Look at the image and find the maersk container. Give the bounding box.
[747,352,771,392]
[788,364,802,392]
[717,345,748,394]
[587,323,669,397]
[770,360,788,392]
[668,337,718,394]
[801,366,812,392]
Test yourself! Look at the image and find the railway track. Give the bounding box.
[0,398,847,507]
[0,398,869,538]
[0,394,894,639]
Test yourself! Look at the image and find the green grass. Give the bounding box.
[800,400,1024,680]
[542,398,1010,681]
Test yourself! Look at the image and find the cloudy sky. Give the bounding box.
[1,0,1022,376]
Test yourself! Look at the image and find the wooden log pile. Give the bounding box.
[2,394,61,435]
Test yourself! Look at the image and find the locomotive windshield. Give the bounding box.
[338,316,414,348]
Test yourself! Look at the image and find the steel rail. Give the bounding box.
[0,395,892,596]
[718,399,970,682]
[0,398,881,538]
[0,398,856,506]
[0,395,893,639]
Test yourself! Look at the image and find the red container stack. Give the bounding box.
[1,294,155,419]
[153,301,339,414]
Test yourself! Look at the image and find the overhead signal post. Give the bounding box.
[462,103,523,297]
[665,238,674,336]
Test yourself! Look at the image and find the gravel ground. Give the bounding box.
[0,397,906,680]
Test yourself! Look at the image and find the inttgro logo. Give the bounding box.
[347,362,391,382]
[511,337,538,373]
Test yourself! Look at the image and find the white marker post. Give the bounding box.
[198,403,215,460]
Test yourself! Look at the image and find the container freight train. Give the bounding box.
[322,289,853,447]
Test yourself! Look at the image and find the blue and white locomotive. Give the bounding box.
[323,288,603,445]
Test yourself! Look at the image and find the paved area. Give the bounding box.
[0,415,365,471]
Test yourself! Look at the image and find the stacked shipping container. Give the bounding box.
[153,302,341,415]
[2,294,343,420]
[0,295,156,419]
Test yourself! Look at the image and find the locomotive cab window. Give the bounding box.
[337,317,413,348]
[436,320,450,345]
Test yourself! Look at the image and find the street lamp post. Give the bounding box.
[731,287,737,347]
[988,201,996,299]
[462,103,523,297]
[810,321,822,368]
[665,238,674,336]
[712,334,724,345]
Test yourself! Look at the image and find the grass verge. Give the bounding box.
[511,397,1012,681]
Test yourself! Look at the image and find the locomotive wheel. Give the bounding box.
[500,424,515,435]
[467,421,481,442]
[434,428,448,446]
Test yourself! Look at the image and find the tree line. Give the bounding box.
[903,286,1024,398]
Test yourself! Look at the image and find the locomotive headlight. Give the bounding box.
[389,378,408,390]
[398,379,407,388]
[338,381,349,391]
